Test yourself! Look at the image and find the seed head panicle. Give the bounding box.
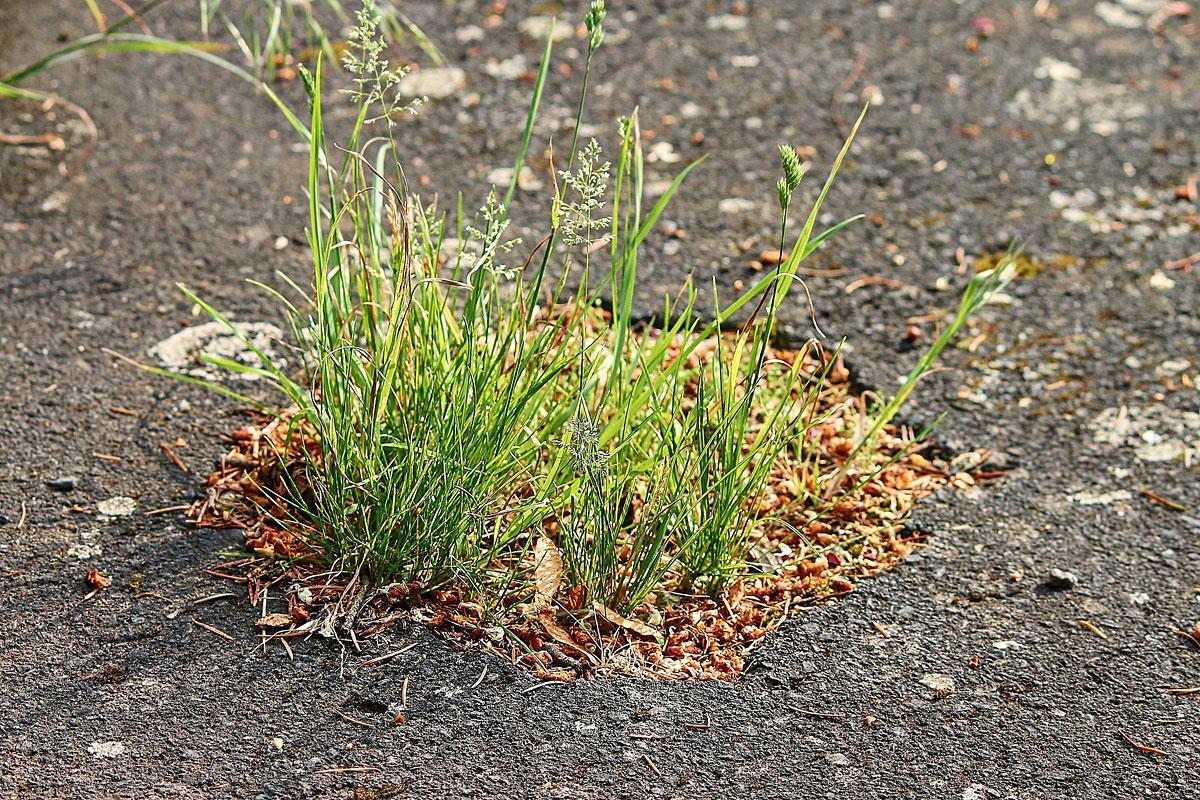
[558,138,612,248]
[557,416,610,480]
[342,0,424,126]
[586,1,607,52]
[777,144,807,209]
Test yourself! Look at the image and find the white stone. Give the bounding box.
[486,166,543,192]
[396,66,466,99]
[98,496,137,517]
[88,741,126,759]
[1095,1,1143,28]
[485,55,528,81]
[149,321,286,382]
[67,542,103,560]
[518,16,572,42]
[1069,489,1132,505]
[920,673,955,692]
[455,25,484,43]
[706,15,747,32]
[717,198,759,215]
[1035,58,1081,82]
[646,141,681,164]
[1149,270,1175,290]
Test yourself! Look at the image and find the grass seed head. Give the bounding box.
[586,1,607,52]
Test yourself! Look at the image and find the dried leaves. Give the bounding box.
[532,536,562,610]
[85,568,111,590]
[531,536,579,653]
[592,602,663,643]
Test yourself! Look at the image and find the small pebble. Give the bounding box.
[706,14,748,32]
[98,496,137,517]
[920,673,955,693]
[48,476,78,491]
[88,741,126,759]
[1042,568,1078,591]
[396,67,466,99]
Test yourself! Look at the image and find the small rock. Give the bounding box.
[824,752,851,766]
[717,198,758,215]
[646,141,680,164]
[1095,2,1143,28]
[518,16,572,42]
[149,321,285,382]
[67,542,103,560]
[962,785,989,800]
[88,741,126,759]
[396,66,466,99]
[271,737,285,751]
[1070,488,1132,506]
[920,673,955,693]
[455,25,484,43]
[1035,57,1081,82]
[484,55,528,81]
[97,496,137,517]
[40,191,70,213]
[47,476,78,492]
[1042,568,1078,591]
[1149,270,1175,291]
[706,14,748,32]
[486,166,543,192]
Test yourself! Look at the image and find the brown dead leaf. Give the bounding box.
[532,536,562,609]
[530,536,581,653]
[256,613,294,629]
[85,568,111,590]
[538,608,582,654]
[593,602,664,643]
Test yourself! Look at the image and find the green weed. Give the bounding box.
[4,1,1016,659]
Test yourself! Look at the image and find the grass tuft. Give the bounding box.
[5,1,1016,679]
[176,2,1015,677]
